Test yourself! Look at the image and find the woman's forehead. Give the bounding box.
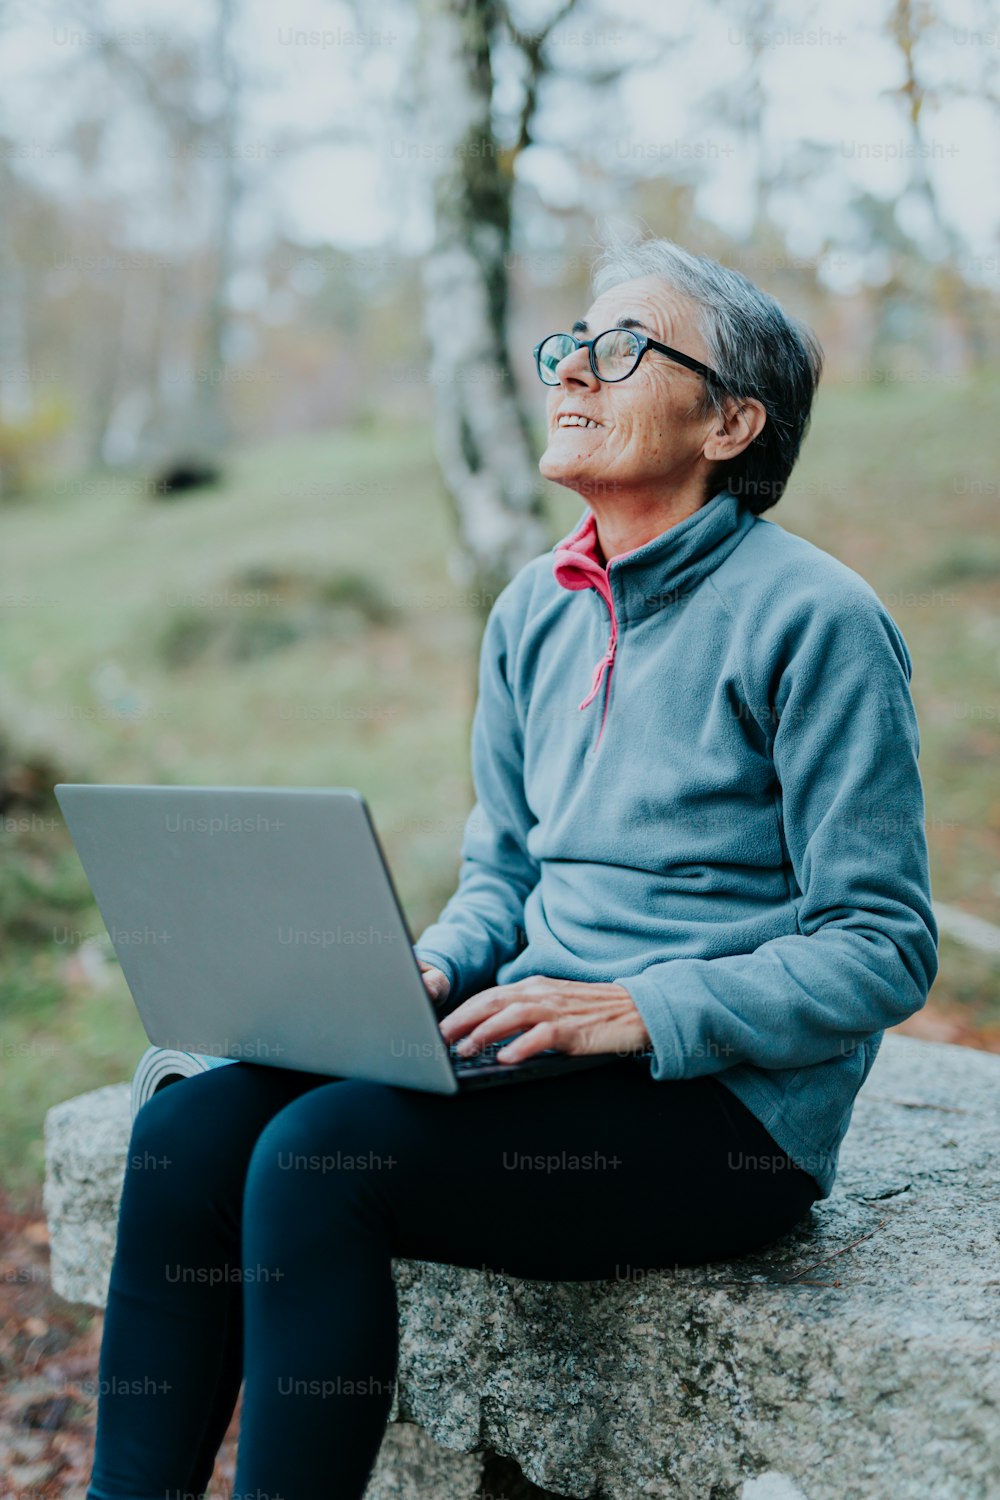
[582,277,695,339]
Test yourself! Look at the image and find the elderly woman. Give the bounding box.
[85,238,937,1500]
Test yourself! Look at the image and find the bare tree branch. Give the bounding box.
[497,0,582,154]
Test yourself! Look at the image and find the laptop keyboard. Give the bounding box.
[448,1033,546,1069]
[448,1038,653,1072]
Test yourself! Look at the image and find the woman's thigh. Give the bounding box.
[126,1059,347,1220]
[246,1058,820,1282]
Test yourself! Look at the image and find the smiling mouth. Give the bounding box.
[556,414,602,429]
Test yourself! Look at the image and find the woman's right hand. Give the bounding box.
[417,958,451,1005]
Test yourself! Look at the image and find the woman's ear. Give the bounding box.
[704,395,767,464]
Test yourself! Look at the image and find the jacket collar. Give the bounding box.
[552,488,756,625]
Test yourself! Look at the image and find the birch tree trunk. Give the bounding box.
[198,0,241,442]
[0,160,32,497]
[417,0,550,609]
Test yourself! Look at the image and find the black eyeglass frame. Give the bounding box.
[532,328,723,388]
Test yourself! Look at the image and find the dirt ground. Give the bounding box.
[0,1194,241,1499]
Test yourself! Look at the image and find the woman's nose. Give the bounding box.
[557,345,599,388]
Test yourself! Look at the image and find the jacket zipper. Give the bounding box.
[578,592,618,752]
[594,636,616,750]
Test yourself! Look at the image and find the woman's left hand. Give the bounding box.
[437,975,652,1063]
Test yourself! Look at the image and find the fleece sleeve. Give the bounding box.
[615,585,939,1078]
[412,587,539,1006]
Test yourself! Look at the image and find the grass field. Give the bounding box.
[1,376,998,1206]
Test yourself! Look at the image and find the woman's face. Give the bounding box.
[537,275,723,501]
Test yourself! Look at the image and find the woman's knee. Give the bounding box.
[251,1079,404,1159]
[128,1077,204,1177]
[126,1064,273,1208]
[243,1080,404,1229]
[111,1083,214,1243]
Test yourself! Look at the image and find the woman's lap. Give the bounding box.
[135,1053,819,1279]
[88,1059,820,1497]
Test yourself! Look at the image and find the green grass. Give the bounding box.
[1,385,998,1206]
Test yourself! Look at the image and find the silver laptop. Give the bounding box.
[53,784,624,1093]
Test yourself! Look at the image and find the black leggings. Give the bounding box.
[85,1056,820,1500]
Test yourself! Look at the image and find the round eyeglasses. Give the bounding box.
[533,328,721,387]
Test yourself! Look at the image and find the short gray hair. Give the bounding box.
[590,233,823,514]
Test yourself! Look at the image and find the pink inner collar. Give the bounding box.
[552,511,644,717]
[552,511,644,610]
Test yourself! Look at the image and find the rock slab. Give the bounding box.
[44,1035,1000,1499]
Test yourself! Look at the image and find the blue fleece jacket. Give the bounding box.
[414,488,938,1198]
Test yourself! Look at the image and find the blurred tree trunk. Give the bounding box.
[80,0,240,470]
[417,0,551,612]
[144,0,239,467]
[0,159,32,497]
[198,0,241,446]
[888,0,989,371]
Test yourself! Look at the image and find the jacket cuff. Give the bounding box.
[613,973,688,1081]
[413,947,459,1000]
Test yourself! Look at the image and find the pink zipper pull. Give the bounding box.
[577,635,616,711]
